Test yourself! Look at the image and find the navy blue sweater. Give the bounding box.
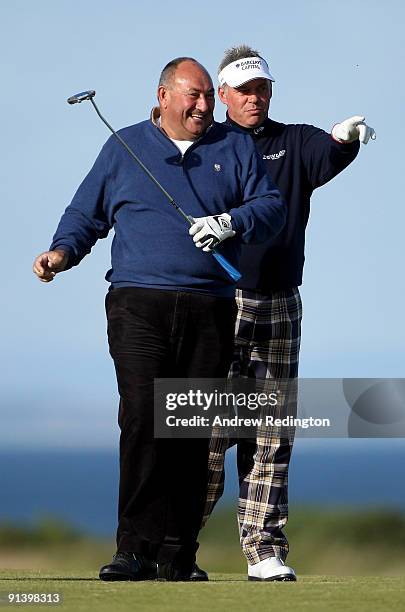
[228,117,360,291]
[50,119,285,297]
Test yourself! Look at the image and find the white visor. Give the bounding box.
[218,57,275,88]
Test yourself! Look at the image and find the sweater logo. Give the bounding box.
[214,163,222,172]
[263,149,286,160]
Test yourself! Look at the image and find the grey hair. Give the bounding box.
[159,57,199,87]
[218,44,264,74]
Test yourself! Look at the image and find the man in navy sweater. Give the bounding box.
[32,57,285,581]
[201,45,376,581]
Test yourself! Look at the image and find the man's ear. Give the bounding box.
[157,85,169,109]
[218,85,228,104]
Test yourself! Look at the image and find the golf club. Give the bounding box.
[67,90,241,282]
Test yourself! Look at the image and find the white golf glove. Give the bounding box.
[189,213,236,252]
[332,115,376,145]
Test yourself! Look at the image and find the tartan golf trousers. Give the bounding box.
[203,288,302,564]
[106,286,236,567]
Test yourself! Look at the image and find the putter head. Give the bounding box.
[67,90,96,105]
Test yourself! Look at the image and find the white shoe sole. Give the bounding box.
[248,574,297,582]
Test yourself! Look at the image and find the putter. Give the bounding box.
[67,90,241,282]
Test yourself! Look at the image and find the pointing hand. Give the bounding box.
[332,115,376,145]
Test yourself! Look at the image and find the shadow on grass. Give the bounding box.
[0,576,250,583]
[0,577,99,581]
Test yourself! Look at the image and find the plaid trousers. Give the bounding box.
[203,288,302,564]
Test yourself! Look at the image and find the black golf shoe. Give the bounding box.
[157,561,196,582]
[99,552,157,581]
[189,563,209,581]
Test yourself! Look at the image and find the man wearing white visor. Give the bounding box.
[200,44,376,582]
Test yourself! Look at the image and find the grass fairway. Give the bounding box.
[1,572,404,612]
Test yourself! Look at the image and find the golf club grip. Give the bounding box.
[212,252,241,282]
[186,216,241,281]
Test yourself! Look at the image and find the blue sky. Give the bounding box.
[1,0,404,449]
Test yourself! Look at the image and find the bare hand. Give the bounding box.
[33,249,69,282]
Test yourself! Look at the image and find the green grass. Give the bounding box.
[198,507,405,575]
[2,508,405,576]
[2,509,405,610]
[1,572,405,612]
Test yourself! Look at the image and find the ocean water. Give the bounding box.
[0,441,404,536]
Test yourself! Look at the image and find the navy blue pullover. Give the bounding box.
[50,119,285,297]
[227,117,360,292]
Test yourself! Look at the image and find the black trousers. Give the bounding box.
[105,286,236,567]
